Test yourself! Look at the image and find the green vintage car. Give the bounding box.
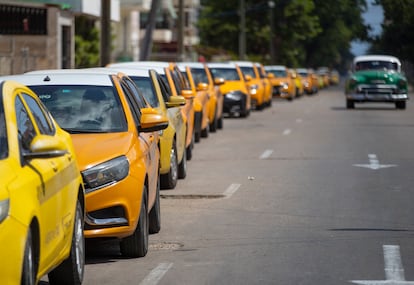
[345,55,408,109]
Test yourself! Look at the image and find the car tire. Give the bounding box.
[149,176,161,234]
[217,116,223,129]
[201,125,209,138]
[160,141,178,189]
[396,101,406,109]
[21,229,36,285]
[346,99,354,109]
[178,147,187,179]
[120,188,148,258]
[48,200,85,285]
[209,107,218,133]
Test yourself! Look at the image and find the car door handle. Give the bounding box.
[50,161,58,172]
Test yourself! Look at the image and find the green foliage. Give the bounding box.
[371,0,414,64]
[197,0,369,70]
[75,16,100,68]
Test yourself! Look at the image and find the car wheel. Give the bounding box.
[209,106,218,132]
[160,141,178,189]
[346,99,354,109]
[48,200,85,285]
[201,125,209,138]
[120,188,148,258]
[149,175,161,234]
[21,230,36,285]
[178,147,187,179]
[217,115,223,129]
[396,101,406,109]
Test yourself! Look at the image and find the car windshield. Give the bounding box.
[355,60,399,72]
[267,69,286,78]
[130,76,159,108]
[210,68,240,81]
[190,68,209,85]
[29,85,127,133]
[239,67,255,78]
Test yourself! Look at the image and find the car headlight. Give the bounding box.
[0,199,9,223]
[249,84,259,95]
[82,156,129,193]
[282,83,289,90]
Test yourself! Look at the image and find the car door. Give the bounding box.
[13,91,68,266]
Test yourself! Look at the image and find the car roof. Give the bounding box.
[106,67,153,77]
[0,69,116,86]
[264,65,286,70]
[177,62,205,69]
[353,55,401,65]
[228,61,254,67]
[207,62,238,69]
[107,63,166,75]
[108,61,170,68]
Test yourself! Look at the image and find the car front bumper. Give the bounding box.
[346,93,408,102]
[223,91,248,114]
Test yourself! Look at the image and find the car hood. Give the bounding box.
[71,132,134,171]
[220,81,247,94]
[352,70,403,84]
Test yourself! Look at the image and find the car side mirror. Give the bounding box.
[139,107,169,132]
[267,73,274,79]
[196,82,209,91]
[245,75,252,82]
[166,95,186,108]
[214,77,225,86]
[24,135,68,159]
[180,89,194,99]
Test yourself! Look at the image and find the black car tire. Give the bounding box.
[120,188,148,258]
[178,147,187,179]
[346,99,354,109]
[21,229,36,285]
[160,141,178,189]
[48,200,85,285]
[396,101,406,109]
[149,176,161,234]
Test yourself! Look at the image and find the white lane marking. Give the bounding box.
[283,129,291,135]
[296,118,303,123]
[223,183,241,199]
[353,154,398,170]
[350,245,414,284]
[139,263,173,285]
[260,149,273,159]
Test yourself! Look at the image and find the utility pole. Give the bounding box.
[177,0,185,62]
[268,1,275,64]
[238,0,246,60]
[141,0,160,60]
[100,0,111,66]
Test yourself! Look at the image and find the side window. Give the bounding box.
[157,74,172,103]
[0,97,8,159]
[123,78,147,109]
[15,96,36,153]
[23,93,55,135]
[120,80,142,128]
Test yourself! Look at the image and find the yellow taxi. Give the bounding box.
[230,61,266,110]
[207,62,251,118]
[296,68,318,94]
[0,80,85,284]
[8,69,168,258]
[177,63,210,142]
[107,65,188,190]
[254,62,273,107]
[179,62,224,132]
[264,65,296,101]
[108,61,196,160]
[289,68,304,97]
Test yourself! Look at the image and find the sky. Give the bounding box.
[350,0,384,56]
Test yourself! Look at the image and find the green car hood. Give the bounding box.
[352,70,406,85]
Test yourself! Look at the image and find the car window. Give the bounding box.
[130,76,159,108]
[30,85,127,133]
[122,77,148,109]
[210,68,240,81]
[267,69,287,77]
[240,67,255,78]
[157,74,172,103]
[191,68,209,85]
[15,96,36,154]
[22,93,55,136]
[0,97,8,159]
[355,60,398,71]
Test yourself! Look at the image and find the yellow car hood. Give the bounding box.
[71,132,134,171]
[220,81,246,94]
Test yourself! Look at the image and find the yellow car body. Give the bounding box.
[255,62,273,107]
[231,61,266,110]
[10,69,168,258]
[178,64,210,142]
[107,65,188,190]
[179,62,225,132]
[0,80,85,284]
[207,62,251,118]
[264,65,296,101]
[289,69,304,97]
[296,68,318,94]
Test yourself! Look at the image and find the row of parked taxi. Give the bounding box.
[0,60,334,284]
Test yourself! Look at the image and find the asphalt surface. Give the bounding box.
[47,84,414,285]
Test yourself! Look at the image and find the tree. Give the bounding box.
[75,16,100,68]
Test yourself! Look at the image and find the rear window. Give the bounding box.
[29,85,127,133]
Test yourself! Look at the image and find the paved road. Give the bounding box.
[65,85,414,284]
